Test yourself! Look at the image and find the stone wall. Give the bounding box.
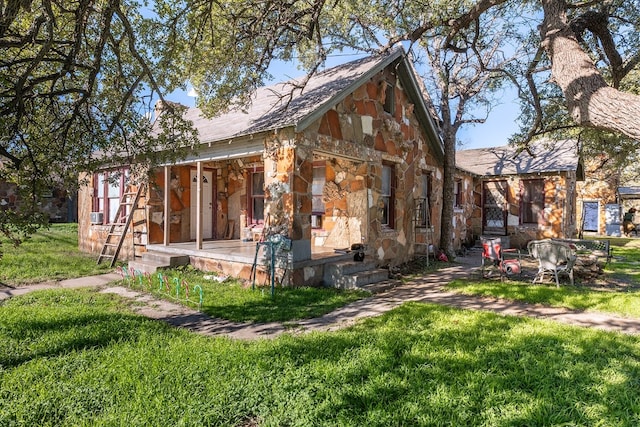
[288,66,443,267]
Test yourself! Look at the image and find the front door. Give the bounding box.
[190,169,214,240]
[483,180,508,235]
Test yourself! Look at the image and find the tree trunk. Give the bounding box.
[541,0,640,140]
[439,127,456,259]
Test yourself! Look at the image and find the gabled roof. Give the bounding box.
[181,48,443,159]
[456,139,583,178]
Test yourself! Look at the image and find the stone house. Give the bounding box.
[576,156,640,236]
[78,49,445,286]
[456,139,584,249]
[0,160,77,223]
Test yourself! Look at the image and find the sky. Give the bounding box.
[171,52,521,150]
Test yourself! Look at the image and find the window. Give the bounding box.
[311,163,325,228]
[381,163,395,228]
[419,173,431,227]
[453,179,462,208]
[383,82,395,114]
[93,169,129,224]
[521,179,545,224]
[249,170,265,224]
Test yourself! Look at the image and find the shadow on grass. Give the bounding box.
[252,303,640,425]
[1,311,161,369]
[0,291,168,369]
[198,286,368,323]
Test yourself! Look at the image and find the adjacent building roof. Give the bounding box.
[619,186,640,199]
[456,139,583,179]
[180,48,443,159]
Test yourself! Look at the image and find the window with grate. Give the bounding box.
[521,179,545,224]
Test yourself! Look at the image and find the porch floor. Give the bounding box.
[146,240,351,267]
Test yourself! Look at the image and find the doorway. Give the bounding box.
[190,169,214,240]
[582,201,599,232]
[483,180,508,235]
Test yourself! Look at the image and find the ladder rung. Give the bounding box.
[97,182,146,266]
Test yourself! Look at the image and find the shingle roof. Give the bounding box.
[183,52,400,143]
[180,48,442,159]
[619,186,640,198]
[456,139,581,177]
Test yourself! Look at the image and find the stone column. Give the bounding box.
[264,142,312,263]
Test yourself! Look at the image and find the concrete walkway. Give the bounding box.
[2,254,640,338]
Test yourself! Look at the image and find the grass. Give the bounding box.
[446,237,640,318]
[606,239,640,285]
[0,223,367,323]
[118,266,370,323]
[446,279,640,317]
[2,289,640,426]
[0,223,112,285]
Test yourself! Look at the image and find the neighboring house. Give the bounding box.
[575,156,620,236]
[578,175,640,237]
[0,162,77,223]
[456,139,584,249]
[78,49,445,285]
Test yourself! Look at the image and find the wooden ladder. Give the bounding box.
[97,183,146,267]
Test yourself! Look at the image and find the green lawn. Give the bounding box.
[447,237,640,318]
[0,223,368,323]
[1,289,639,426]
[0,223,113,285]
[119,266,369,323]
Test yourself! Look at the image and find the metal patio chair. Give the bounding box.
[481,237,522,280]
[527,239,577,287]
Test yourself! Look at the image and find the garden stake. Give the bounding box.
[174,277,180,299]
[157,272,165,292]
[182,279,189,299]
[194,285,203,310]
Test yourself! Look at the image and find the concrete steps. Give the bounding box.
[128,251,190,274]
[323,259,389,290]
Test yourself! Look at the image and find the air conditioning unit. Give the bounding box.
[90,212,104,224]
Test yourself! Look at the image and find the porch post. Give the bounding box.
[163,166,170,246]
[196,161,203,250]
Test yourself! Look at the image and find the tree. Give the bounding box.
[0,0,198,251]
[4,0,640,254]
[411,8,524,256]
